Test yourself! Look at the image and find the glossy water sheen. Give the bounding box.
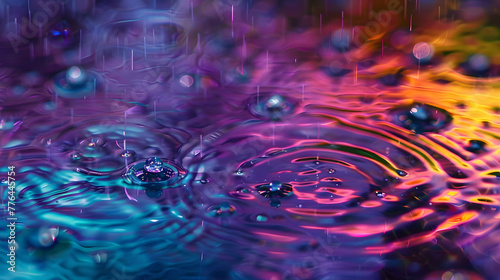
[0,1,499,280]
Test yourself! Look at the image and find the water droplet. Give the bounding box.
[390,103,452,133]
[413,42,432,60]
[144,157,164,173]
[236,169,244,176]
[375,190,386,198]
[66,66,88,87]
[70,152,82,161]
[179,75,194,87]
[124,157,186,187]
[256,214,268,222]
[257,181,293,198]
[270,199,281,208]
[249,93,297,121]
[121,150,135,158]
[396,170,408,177]
[328,168,335,174]
[200,179,208,184]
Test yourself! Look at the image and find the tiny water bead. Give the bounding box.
[50,66,97,98]
[123,157,187,187]
[248,93,298,121]
[390,103,453,133]
[375,190,386,198]
[256,181,293,198]
[66,66,88,87]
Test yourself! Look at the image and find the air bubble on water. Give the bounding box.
[257,181,293,198]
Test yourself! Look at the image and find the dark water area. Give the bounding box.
[0,0,500,279]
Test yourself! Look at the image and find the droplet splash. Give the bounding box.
[123,157,187,187]
[248,93,298,121]
[256,181,293,198]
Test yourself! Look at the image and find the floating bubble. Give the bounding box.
[413,42,432,61]
[179,75,194,88]
[256,181,293,198]
[390,103,453,133]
